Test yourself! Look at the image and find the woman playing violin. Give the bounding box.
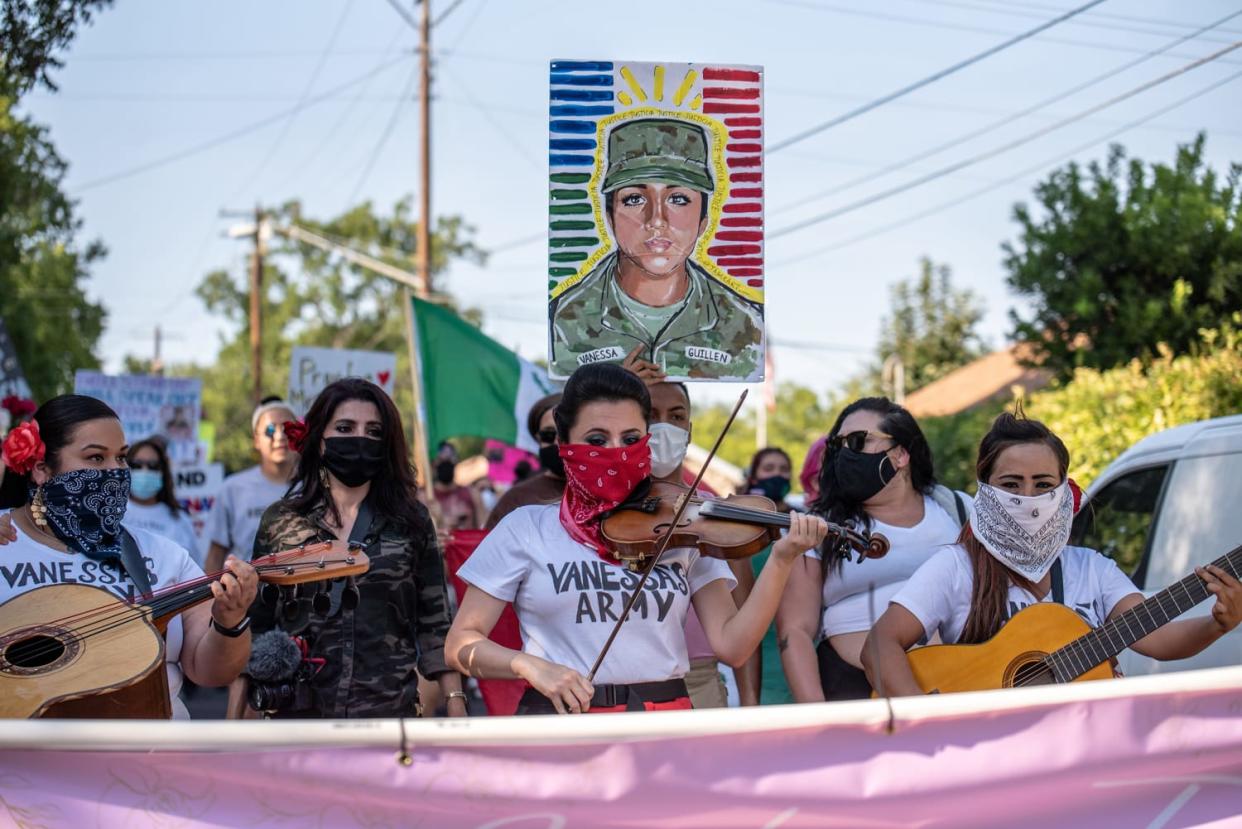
[863,413,1242,695]
[0,395,258,718]
[447,363,828,714]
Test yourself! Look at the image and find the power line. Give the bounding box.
[772,66,1242,266]
[433,0,468,27]
[383,0,419,30]
[766,0,1107,153]
[439,63,541,170]
[958,0,1242,37]
[71,53,411,193]
[771,38,1242,239]
[347,63,420,206]
[772,7,1242,216]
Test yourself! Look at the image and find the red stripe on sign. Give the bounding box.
[730,129,762,139]
[715,231,763,242]
[716,257,765,266]
[708,244,761,256]
[731,187,763,198]
[703,68,760,82]
[728,268,764,278]
[726,143,762,154]
[721,216,762,227]
[747,278,765,287]
[725,117,762,127]
[730,172,762,183]
[727,156,761,168]
[703,86,760,100]
[705,102,761,114]
[723,202,762,213]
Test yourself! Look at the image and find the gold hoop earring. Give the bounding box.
[30,485,48,529]
[319,466,330,489]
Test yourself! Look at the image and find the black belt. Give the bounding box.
[517,678,688,714]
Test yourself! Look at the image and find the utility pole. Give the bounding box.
[151,326,164,376]
[249,204,267,404]
[417,0,432,298]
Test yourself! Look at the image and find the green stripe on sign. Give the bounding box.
[550,204,591,215]
[550,251,588,262]
[549,236,599,248]
[550,173,591,184]
[549,267,577,277]
[550,220,594,231]
[550,189,589,200]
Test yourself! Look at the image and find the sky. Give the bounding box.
[21,0,1242,411]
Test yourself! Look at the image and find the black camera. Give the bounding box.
[245,629,318,715]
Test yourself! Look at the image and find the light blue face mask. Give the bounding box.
[129,469,164,501]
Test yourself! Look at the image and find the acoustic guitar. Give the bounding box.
[0,541,368,719]
[901,543,1242,695]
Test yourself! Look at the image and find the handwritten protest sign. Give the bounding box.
[175,463,224,565]
[73,371,202,465]
[287,347,396,416]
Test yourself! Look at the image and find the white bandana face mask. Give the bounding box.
[971,480,1073,582]
[648,422,691,479]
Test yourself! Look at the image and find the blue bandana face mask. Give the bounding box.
[33,468,131,561]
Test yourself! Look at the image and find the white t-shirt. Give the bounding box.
[808,495,961,637]
[205,465,288,561]
[891,544,1139,645]
[0,523,203,719]
[124,501,202,566]
[457,504,736,685]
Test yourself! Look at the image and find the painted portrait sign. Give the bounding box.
[546,60,765,382]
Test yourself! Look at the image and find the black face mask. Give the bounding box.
[322,437,385,488]
[751,475,792,504]
[434,460,456,486]
[832,447,897,503]
[538,444,565,477]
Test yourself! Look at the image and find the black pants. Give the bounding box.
[515,679,689,715]
[817,639,873,701]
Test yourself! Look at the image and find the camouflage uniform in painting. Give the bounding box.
[250,499,451,718]
[548,117,764,381]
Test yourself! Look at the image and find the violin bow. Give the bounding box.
[586,389,749,683]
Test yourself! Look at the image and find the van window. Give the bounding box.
[1071,464,1169,584]
[1144,452,1242,594]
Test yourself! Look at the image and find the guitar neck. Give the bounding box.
[1048,543,1242,682]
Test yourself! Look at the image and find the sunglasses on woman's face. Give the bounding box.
[828,429,894,453]
[128,460,161,471]
[263,423,285,440]
[537,429,558,446]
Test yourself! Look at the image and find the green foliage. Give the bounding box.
[0,88,105,400]
[870,257,987,393]
[1005,135,1242,378]
[1,0,112,94]
[921,319,1242,491]
[179,198,485,472]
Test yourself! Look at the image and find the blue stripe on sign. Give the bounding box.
[550,105,614,117]
[549,138,596,151]
[549,154,595,167]
[549,74,612,87]
[550,60,614,72]
[550,89,613,102]
[550,120,596,134]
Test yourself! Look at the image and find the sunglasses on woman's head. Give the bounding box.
[828,429,894,453]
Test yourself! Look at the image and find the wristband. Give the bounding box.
[446,691,468,704]
[210,615,252,638]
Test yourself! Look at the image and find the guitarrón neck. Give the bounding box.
[137,578,219,621]
[1046,543,1242,682]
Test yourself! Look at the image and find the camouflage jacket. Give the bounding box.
[250,498,452,718]
[549,253,764,381]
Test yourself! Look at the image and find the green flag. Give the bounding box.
[411,296,554,453]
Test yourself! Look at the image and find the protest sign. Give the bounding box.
[287,346,396,416]
[73,371,202,464]
[174,463,224,559]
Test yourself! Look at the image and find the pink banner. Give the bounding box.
[1,668,1240,828]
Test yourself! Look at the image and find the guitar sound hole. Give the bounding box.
[5,634,66,668]
[1012,660,1055,687]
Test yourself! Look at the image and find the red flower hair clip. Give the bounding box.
[282,419,309,454]
[2,420,46,475]
[1,396,36,419]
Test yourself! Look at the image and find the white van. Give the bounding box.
[1071,413,1242,676]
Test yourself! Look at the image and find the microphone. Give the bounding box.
[246,629,303,682]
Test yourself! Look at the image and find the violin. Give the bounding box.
[601,480,890,571]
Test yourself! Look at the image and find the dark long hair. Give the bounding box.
[284,378,428,534]
[554,363,651,442]
[127,437,182,516]
[958,412,1070,645]
[810,396,937,569]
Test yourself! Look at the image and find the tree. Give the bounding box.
[870,257,986,394]
[0,89,106,400]
[1,0,113,94]
[184,198,485,472]
[1004,135,1242,379]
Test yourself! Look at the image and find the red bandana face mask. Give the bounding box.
[558,435,651,564]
